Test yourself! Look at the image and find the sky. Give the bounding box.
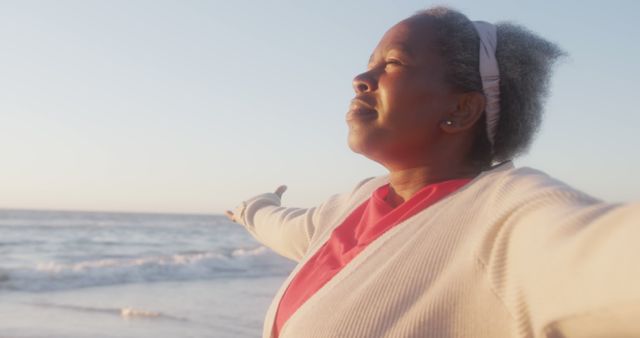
[0,0,639,214]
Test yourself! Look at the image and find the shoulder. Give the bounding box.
[474,162,602,208]
[351,175,389,197]
[317,175,388,213]
[309,175,388,238]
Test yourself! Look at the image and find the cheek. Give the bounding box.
[379,77,446,127]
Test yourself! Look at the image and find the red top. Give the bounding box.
[272,178,472,337]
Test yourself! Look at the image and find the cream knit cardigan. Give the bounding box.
[235,162,640,338]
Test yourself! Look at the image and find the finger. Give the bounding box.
[225,210,236,222]
[274,185,287,198]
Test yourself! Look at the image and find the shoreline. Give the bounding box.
[0,276,285,338]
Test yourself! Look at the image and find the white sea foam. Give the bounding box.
[118,307,187,322]
[29,302,187,321]
[1,246,291,292]
[120,307,163,318]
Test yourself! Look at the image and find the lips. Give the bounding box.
[346,98,377,123]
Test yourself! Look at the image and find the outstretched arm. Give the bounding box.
[226,185,319,262]
[483,194,640,337]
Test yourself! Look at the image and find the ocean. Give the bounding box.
[0,209,295,338]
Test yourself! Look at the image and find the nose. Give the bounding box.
[352,71,377,93]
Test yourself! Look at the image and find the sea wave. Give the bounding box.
[0,246,293,292]
[30,302,187,321]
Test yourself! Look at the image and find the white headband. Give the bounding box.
[472,21,500,149]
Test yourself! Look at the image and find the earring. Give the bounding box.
[444,120,454,126]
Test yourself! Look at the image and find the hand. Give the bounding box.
[225,185,287,223]
[274,185,287,198]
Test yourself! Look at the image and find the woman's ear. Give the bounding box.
[440,91,486,133]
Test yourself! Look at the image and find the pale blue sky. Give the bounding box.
[1,0,638,214]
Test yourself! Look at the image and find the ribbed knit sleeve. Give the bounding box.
[235,192,316,262]
[235,177,385,262]
[479,168,640,337]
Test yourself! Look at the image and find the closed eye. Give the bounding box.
[367,58,404,71]
[385,58,403,68]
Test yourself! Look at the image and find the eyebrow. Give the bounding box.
[368,43,415,65]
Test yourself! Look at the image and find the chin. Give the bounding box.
[347,132,366,155]
[347,132,381,161]
[348,130,401,169]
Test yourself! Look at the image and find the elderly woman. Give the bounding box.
[226,6,639,338]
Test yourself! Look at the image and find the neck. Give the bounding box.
[386,164,479,207]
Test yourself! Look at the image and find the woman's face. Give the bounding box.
[347,16,461,169]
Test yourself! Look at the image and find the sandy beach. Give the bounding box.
[0,276,286,338]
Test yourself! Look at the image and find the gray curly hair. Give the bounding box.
[413,7,566,167]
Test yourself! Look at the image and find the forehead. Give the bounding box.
[373,16,438,58]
